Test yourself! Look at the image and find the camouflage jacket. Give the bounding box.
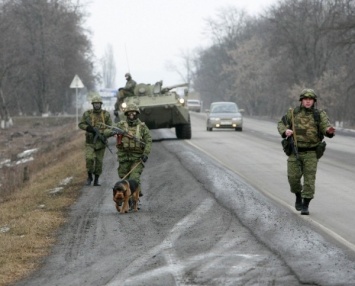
[124,79,137,93]
[78,109,112,149]
[114,119,152,160]
[277,106,334,148]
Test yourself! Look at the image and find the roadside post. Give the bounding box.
[70,74,85,129]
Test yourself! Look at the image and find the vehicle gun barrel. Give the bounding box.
[161,83,188,94]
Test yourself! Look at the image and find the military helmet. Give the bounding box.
[124,103,140,115]
[299,89,317,102]
[125,72,132,79]
[91,95,103,104]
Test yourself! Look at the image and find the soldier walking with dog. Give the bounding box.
[277,89,335,215]
[113,103,152,196]
[78,95,113,186]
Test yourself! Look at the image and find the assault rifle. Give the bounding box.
[85,118,113,154]
[289,135,302,173]
[99,123,146,147]
[281,114,302,172]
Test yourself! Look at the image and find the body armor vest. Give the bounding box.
[117,121,143,151]
[89,110,105,132]
[294,108,320,146]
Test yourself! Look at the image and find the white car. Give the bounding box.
[206,102,243,131]
[186,99,201,112]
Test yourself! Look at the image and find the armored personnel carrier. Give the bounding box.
[117,81,191,139]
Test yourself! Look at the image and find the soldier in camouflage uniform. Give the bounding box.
[114,103,152,196]
[78,95,113,186]
[277,89,335,215]
[114,73,137,117]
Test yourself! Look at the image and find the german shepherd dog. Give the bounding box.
[112,179,140,213]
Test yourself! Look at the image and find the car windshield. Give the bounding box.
[211,104,237,113]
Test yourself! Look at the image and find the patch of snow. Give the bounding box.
[59,177,73,186]
[0,226,10,233]
[0,159,11,168]
[15,157,34,165]
[17,148,39,159]
[49,187,64,194]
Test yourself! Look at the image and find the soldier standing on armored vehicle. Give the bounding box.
[113,104,152,197]
[114,73,136,117]
[78,95,113,186]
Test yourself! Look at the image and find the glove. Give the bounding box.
[86,125,95,133]
[114,110,118,117]
[141,155,148,163]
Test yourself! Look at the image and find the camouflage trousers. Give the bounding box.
[117,159,144,186]
[115,90,134,111]
[287,151,318,199]
[85,144,106,175]
[118,89,133,98]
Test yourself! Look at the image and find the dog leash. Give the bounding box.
[122,160,143,180]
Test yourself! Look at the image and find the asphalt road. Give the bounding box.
[14,114,355,286]
[190,114,355,247]
[188,113,355,250]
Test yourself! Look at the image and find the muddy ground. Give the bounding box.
[12,130,355,286]
[0,116,77,197]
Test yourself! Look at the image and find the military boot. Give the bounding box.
[301,198,312,215]
[86,172,93,186]
[295,192,302,211]
[93,175,101,186]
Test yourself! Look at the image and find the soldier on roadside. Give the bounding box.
[78,95,113,186]
[114,73,137,117]
[114,103,152,196]
[277,89,335,215]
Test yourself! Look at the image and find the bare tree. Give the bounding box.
[0,0,97,117]
[101,44,116,88]
[263,0,355,122]
[193,7,252,107]
[193,0,355,121]
[165,49,196,87]
[0,0,25,126]
[226,36,274,115]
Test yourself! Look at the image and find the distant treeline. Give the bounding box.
[1,0,355,127]
[0,0,96,122]
[192,0,355,126]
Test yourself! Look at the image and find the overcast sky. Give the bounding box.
[84,0,278,89]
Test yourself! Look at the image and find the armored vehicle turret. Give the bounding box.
[117,81,191,139]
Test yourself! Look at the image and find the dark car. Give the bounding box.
[206,102,243,131]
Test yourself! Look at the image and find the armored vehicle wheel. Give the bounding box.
[235,127,242,131]
[207,127,213,131]
[175,116,191,139]
[176,123,191,139]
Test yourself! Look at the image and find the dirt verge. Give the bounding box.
[0,116,86,286]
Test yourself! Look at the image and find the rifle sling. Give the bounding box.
[291,108,298,147]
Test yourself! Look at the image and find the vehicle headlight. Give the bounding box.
[121,102,127,109]
[178,98,185,104]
